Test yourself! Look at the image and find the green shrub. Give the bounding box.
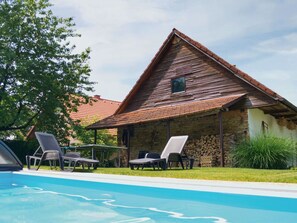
[232,135,296,169]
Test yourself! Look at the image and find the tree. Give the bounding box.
[73,115,117,146]
[0,0,94,139]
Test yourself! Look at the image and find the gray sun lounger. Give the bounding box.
[129,135,190,170]
[26,132,99,171]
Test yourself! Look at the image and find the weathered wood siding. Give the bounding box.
[124,38,274,113]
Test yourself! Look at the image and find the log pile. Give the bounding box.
[277,117,287,127]
[287,121,296,130]
[184,133,240,167]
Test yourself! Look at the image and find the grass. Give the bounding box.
[37,166,297,184]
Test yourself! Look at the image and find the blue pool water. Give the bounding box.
[0,173,297,223]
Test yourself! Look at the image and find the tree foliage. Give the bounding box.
[73,115,117,146]
[0,0,94,139]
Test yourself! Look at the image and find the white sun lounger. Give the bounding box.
[129,135,190,170]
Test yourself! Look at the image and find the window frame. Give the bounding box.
[171,76,186,94]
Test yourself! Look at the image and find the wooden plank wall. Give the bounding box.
[124,38,274,113]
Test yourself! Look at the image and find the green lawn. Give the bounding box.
[39,166,297,183]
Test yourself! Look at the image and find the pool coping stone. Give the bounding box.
[15,169,297,198]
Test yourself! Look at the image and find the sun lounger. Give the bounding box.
[129,135,191,170]
[167,152,194,169]
[26,132,99,171]
[129,152,166,170]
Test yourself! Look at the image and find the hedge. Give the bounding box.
[3,140,39,164]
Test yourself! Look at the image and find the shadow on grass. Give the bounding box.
[74,167,189,173]
[132,168,187,172]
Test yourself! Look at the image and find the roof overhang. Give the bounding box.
[87,94,246,130]
[261,99,297,125]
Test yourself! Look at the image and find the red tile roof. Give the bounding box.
[70,95,121,121]
[87,94,246,129]
[26,96,121,139]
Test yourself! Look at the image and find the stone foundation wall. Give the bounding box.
[117,121,168,165]
[118,109,248,167]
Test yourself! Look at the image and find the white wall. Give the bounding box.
[248,108,297,140]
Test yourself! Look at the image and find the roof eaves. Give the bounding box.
[278,98,297,113]
[221,94,247,110]
[87,94,246,130]
[87,108,221,130]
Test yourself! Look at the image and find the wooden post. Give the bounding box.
[166,120,171,141]
[127,127,131,167]
[218,111,225,167]
[94,129,97,144]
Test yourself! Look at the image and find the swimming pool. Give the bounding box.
[1,172,297,223]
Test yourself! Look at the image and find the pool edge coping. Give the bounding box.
[13,169,297,198]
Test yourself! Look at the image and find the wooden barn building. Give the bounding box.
[88,29,297,167]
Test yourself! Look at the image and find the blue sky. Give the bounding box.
[52,0,297,106]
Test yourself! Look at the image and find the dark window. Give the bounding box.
[262,121,268,135]
[171,77,185,93]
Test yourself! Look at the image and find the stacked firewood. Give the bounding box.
[287,121,296,130]
[184,133,240,167]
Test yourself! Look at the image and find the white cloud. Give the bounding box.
[238,56,297,106]
[54,0,170,26]
[258,70,294,81]
[256,33,297,54]
[167,0,297,45]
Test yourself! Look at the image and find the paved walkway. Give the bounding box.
[17,169,297,198]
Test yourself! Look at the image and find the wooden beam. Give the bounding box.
[264,109,289,115]
[218,111,224,167]
[127,127,131,167]
[274,114,296,118]
[166,120,171,141]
